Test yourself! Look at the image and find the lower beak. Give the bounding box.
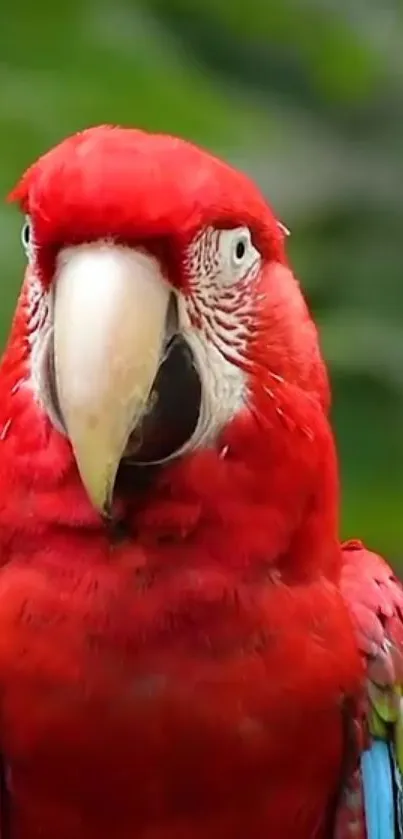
[53,243,171,515]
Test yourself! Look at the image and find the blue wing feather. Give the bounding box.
[341,540,403,839]
[361,740,395,839]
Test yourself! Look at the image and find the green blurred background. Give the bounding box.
[0,0,402,558]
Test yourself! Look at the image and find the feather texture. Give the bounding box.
[339,540,403,839]
[0,125,394,839]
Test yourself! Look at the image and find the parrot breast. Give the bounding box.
[0,525,362,839]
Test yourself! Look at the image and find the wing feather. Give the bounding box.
[340,539,403,839]
[341,539,403,759]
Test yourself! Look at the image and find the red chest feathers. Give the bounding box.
[0,540,361,839]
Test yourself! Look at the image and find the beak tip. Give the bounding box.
[101,502,114,521]
[79,474,115,521]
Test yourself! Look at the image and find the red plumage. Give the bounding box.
[0,126,399,839]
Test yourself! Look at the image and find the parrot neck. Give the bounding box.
[0,359,341,586]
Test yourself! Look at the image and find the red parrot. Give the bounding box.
[0,125,401,839]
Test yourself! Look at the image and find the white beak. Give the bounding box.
[53,242,171,514]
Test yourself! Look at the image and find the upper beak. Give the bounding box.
[53,242,171,515]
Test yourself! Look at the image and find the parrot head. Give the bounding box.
[4,125,332,547]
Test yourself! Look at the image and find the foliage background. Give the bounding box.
[0,0,402,559]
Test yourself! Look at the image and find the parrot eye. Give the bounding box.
[217,227,260,284]
[230,229,252,267]
[233,237,247,263]
[21,217,33,259]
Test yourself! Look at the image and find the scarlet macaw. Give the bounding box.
[0,126,400,839]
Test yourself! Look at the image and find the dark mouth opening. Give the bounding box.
[123,333,202,464]
[39,294,202,468]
